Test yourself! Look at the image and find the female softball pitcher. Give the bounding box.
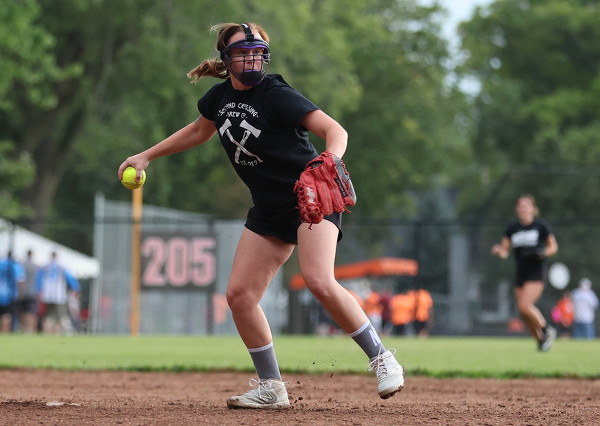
[118,22,404,409]
[491,194,558,351]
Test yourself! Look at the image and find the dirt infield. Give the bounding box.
[1,370,598,425]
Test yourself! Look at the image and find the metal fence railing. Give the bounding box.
[2,200,598,337]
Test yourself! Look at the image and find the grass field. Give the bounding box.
[1,334,598,379]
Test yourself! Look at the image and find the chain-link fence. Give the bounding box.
[3,195,599,336]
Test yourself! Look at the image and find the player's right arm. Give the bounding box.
[118,116,216,179]
[491,236,511,259]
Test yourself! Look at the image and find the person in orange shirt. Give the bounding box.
[551,291,573,337]
[390,292,415,336]
[378,290,393,335]
[412,288,434,337]
[364,290,383,333]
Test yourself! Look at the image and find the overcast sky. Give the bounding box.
[420,0,494,93]
[421,0,493,43]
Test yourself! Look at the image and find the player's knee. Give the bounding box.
[303,275,336,300]
[226,286,258,312]
[517,302,531,316]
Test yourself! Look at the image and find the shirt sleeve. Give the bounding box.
[503,223,515,239]
[539,219,553,239]
[34,269,43,294]
[197,83,225,121]
[266,84,319,128]
[14,264,25,282]
[65,271,81,292]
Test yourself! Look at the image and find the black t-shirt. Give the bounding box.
[198,74,320,212]
[504,218,553,272]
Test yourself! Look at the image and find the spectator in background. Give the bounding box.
[0,251,25,333]
[364,289,383,334]
[378,289,393,336]
[551,291,573,338]
[571,278,599,340]
[35,251,80,334]
[411,288,434,337]
[390,292,415,336]
[16,250,40,333]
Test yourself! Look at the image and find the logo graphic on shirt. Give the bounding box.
[219,118,263,165]
[511,229,539,247]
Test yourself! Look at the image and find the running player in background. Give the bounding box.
[491,194,558,351]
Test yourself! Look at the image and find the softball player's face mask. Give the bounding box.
[221,24,270,87]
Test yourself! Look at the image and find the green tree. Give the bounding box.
[0,0,53,218]
[60,0,468,221]
[3,0,161,231]
[457,0,600,219]
[3,0,470,253]
[455,0,600,297]
[341,0,471,220]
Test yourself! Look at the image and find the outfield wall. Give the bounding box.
[90,193,287,335]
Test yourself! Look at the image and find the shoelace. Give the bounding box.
[368,348,397,378]
[246,378,287,397]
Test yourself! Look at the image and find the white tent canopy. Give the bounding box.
[0,218,99,279]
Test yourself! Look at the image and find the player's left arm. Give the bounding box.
[543,234,558,257]
[15,264,25,298]
[491,236,511,259]
[302,110,347,158]
[65,270,81,294]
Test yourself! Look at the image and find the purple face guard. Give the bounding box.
[220,23,270,87]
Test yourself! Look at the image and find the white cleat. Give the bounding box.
[539,326,557,352]
[368,348,405,399]
[227,378,290,409]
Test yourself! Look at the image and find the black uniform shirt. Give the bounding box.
[198,74,320,213]
[504,218,553,276]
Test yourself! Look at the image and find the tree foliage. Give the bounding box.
[1,0,469,246]
[0,0,48,218]
[454,0,600,293]
[457,0,600,220]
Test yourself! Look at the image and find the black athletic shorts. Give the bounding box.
[515,264,545,287]
[245,206,342,245]
[17,297,38,314]
[0,304,15,317]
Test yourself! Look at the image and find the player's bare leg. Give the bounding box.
[0,314,12,333]
[298,220,404,399]
[515,282,556,350]
[515,282,545,339]
[225,228,294,409]
[42,317,57,334]
[227,228,294,348]
[21,312,37,334]
[297,221,367,332]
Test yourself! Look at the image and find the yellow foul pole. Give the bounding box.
[130,187,143,335]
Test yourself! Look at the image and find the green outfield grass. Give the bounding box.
[0,335,598,379]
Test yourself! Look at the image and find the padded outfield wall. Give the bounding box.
[90,192,287,335]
